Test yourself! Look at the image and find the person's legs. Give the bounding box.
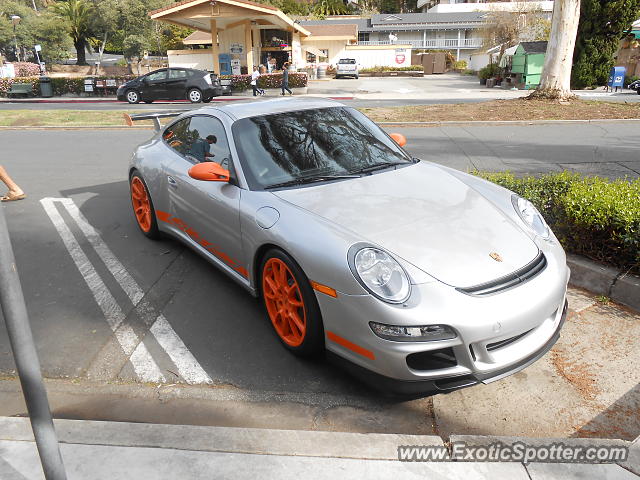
[0,165,24,198]
[281,84,285,95]
[252,85,258,96]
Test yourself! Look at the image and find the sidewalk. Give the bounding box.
[1,417,638,479]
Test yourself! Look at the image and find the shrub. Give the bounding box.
[473,171,640,274]
[220,72,308,91]
[453,60,468,71]
[478,63,501,80]
[12,62,41,77]
[0,76,40,96]
[359,65,424,73]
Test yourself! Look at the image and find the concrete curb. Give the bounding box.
[567,254,640,312]
[376,118,640,127]
[0,417,440,461]
[1,417,637,473]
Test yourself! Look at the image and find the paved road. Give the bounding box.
[0,127,637,440]
[2,73,638,110]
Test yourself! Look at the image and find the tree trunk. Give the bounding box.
[529,0,581,100]
[74,39,87,66]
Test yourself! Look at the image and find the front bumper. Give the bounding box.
[329,299,567,397]
[317,248,569,395]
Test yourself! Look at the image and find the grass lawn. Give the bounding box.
[360,98,640,123]
[0,110,152,127]
[1,98,640,127]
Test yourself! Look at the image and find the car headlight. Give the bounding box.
[369,322,456,342]
[351,247,411,303]
[511,195,550,239]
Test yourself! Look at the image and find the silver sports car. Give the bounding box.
[128,98,569,395]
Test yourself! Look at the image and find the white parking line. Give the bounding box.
[40,197,166,383]
[41,197,212,385]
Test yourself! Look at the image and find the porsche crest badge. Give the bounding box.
[489,252,503,262]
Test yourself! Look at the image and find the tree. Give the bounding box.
[530,0,581,100]
[123,33,146,74]
[312,0,349,18]
[52,0,93,65]
[481,4,551,65]
[0,0,71,62]
[571,0,640,89]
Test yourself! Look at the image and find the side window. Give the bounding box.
[184,116,232,169]
[169,69,188,79]
[146,70,167,81]
[163,118,191,156]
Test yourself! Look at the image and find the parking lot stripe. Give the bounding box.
[150,315,213,385]
[50,197,212,385]
[40,197,166,383]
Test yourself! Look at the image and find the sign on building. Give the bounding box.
[230,43,244,54]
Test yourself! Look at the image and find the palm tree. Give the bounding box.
[53,0,93,65]
[312,0,349,18]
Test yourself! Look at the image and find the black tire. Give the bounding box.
[637,89,640,95]
[355,75,359,80]
[187,88,203,103]
[260,249,325,357]
[129,171,160,240]
[202,96,212,103]
[335,75,341,79]
[126,90,140,104]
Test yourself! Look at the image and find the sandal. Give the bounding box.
[1,193,26,202]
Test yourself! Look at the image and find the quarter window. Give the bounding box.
[163,118,190,156]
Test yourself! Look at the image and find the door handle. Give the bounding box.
[167,176,178,188]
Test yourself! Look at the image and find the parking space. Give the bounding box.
[0,128,638,440]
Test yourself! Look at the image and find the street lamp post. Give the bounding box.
[11,15,21,62]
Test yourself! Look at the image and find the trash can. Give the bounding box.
[317,65,327,79]
[39,76,53,98]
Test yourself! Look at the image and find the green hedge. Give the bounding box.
[473,171,640,274]
[0,75,135,97]
[220,72,308,91]
[359,65,424,73]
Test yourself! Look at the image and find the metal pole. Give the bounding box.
[0,206,67,480]
[13,25,20,62]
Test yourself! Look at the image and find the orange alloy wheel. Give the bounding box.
[262,258,307,347]
[131,177,152,232]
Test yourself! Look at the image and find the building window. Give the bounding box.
[358,32,370,42]
[306,49,328,63]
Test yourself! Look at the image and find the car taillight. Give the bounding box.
[205,74,213,85]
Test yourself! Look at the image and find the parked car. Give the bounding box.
[126,99,568,396]
[116,68,224,104]
[335,58,359,79]
[628,79,640,94]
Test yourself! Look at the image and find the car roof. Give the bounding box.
[203,97,346,121]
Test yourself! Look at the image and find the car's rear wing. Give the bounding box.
[123,111,186,132]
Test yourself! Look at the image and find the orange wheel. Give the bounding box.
[130,173,159,239]
[262,257,307,347]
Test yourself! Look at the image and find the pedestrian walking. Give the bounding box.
[0,165,25,202]
[281,62,293,96]
[251,66,265,97]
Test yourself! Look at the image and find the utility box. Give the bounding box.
[511,41,547,89]
[608,66,626,91]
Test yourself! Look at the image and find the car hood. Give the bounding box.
[273,162,539,287]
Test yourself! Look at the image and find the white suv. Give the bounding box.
[336,58,359,79]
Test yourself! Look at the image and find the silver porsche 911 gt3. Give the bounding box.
[128,98,569,395]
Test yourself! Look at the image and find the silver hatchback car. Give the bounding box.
[128,98,569,396]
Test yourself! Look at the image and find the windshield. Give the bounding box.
[231,107,412,190]
[338,59,356,64]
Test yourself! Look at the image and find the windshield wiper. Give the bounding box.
[264,174,359,190]
[350,160,412,175]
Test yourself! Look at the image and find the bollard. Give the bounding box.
[0,206,67,480]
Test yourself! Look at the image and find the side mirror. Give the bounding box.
[389,133,407,147]
[188,162,230,182]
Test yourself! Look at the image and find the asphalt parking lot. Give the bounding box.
[0,127,638,441]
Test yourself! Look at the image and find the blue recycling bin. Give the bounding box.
[608,66,626,90]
